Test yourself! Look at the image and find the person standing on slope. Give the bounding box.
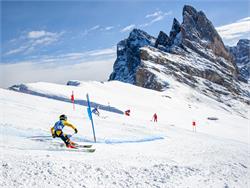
[153,113,158,122]
[51,114,78,148]
[92,106,100,116]
[125,109,131,116]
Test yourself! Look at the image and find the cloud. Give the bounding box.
[89,25,100,31]
[119,10,172,32]
[4,45,28,56]
[0,59,115,89]
[141,10,172,27]
[88,48,116,56]
[216,17,250,46]
[4,30,63,56]
[82,25,116,36]
[27,30,57,39]
[82,25,101,36]
[32,47,116,65]
[120,24,136,33]
[145,11,163,18]
[0,47,116,88]
[104,26,114,31]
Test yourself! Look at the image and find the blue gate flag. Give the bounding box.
[87,106,92,120]
[86,93,96,142]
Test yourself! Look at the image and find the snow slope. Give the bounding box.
[1,80,250,188]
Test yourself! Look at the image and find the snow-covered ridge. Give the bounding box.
[9,81,124,114]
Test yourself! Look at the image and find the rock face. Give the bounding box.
[109,29,155,84]
[181,5,234,68]
[169,18,181,44]
[229,39,250,82]
[155,31,170,49]
[109,5,250,104]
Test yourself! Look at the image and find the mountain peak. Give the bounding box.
[129,28,154,40]
[171,18,181,31]
[180,5,235,74]
[109,5,249,105]
[237,39,250,47]
[169,18,181,45]
[155,31,170,49]
[182,5,220,42]
[183,5,198,18]
[109,28,155,83]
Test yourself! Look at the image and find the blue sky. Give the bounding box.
[1,0,250,88]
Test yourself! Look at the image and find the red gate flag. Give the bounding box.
[71,91,74,102]
[71,91,75,110]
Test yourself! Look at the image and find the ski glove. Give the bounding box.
[74,128,78,134]
[52,133,56,138]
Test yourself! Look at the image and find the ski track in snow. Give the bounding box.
[0,81,250,188]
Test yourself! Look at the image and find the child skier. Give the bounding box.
[51,114,78,148]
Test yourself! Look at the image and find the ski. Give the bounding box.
[50,148,96,153]
[66,148,96,153]
[30,137,93,148]
[73,144,92,148]
[79,148,95,153]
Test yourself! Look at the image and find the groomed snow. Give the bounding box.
[1,80,249,187]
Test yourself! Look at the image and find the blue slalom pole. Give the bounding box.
[86,93,96,142]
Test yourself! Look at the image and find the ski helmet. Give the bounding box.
[59,114,67,120]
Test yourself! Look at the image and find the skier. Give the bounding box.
[192,121,196,132]
[92,106,100,116]
[153,113,158,122]
[125,109,130,116]
[51,114,78,148]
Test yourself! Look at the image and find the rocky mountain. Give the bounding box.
[109,29,156,83]
[109,5,250,105]
[228,39,250,82]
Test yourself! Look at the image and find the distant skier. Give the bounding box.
[51,114,78,148]
[92,106,100,116]
[192,121,196,132]
[153,113,158,122]
[125,109,130,116]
